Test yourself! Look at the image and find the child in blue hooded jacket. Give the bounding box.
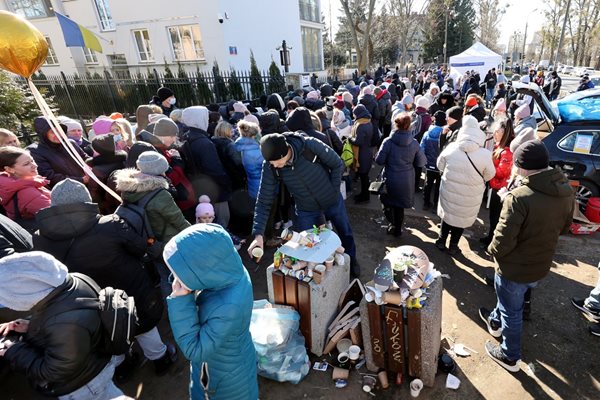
[420,110,446,210]
[163,224,257,400]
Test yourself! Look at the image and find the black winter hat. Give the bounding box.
[434,110,447,126]
[446,106,462,121]
[91,134,115,156]
[513,140,549,170]
[33,117,67,137]
[156,87,174,102]
[260,133,289,161]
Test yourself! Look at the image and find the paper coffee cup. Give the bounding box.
[410,378,423,397]
[348,345,361,360]
[251,247,263,260]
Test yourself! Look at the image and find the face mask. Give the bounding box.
[169,97,176,105]
[113,134,122,143]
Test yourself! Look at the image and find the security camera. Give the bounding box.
[218,13,224,24]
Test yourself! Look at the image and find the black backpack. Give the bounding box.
[115,189,163,259]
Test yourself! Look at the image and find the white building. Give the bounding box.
[0,0,325,76]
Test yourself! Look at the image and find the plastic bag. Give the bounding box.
[250,300,310,384]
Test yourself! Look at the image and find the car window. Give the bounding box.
[558,130,600,156]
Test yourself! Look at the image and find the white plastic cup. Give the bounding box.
[410,378,424,397]
[251,247,264,260]
[348,345,361,360]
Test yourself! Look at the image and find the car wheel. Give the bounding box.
[576,180,599,212]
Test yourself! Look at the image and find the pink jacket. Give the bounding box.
[0,173,51,220]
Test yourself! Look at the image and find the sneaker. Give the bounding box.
[154,343,178,376]
[274,220,283,230]
[435,238,446,251]
[571,298,600,320]
[479,307,502,338]
[373,216,386,224]
[590,323,600,337]
[485,342,520,373]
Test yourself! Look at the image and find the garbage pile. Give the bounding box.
[250,300,310,384]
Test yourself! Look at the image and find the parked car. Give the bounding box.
[514,83,600,210]
[591,75,600,87]
[582,67,596,76]
[562,66,574,75]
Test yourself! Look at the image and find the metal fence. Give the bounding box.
[29,68,290,121]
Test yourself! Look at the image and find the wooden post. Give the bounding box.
[383,305,405,374]
[367,302,387,369]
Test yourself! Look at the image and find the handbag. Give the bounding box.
[369,169,387,195]
[464,151,485,183]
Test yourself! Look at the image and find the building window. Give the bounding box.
[44,36,58,65]
[301,26,322,72]
[168,25,205,61]
[133,29,154,62]
[83,48,98,64]
[107,54,128,66]
[299,0,320,23]
[7,0,54,19]
[93,0,115,31]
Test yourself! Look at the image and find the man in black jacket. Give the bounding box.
[0,252,121,398]
[247,133,359,277]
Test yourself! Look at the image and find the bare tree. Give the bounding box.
[340,0,377,72]
[475,0,507,53]
[388,0,428,66]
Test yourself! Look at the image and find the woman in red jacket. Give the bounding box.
[480,118,515,246]
[0,147,51,224]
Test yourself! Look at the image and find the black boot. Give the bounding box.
[115,349,140,384]
[154,343,178,376]
[393,208,404,237]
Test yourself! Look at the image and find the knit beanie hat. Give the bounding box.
[64,119,83,132]
[148,113,167,125]
[306,90,320,100]
[91,134,115,157]
[333,98,345,110]
[465,96,478,107]
[341,92,353,104]
[515,103,531,119]
[494,98,507,112]
[260,133,289,161]
[110,112,124,120]
[195,195,215,218]
[434,110,447,126]
[416,96,430,109]
[292,96,305,106]
[446,106,463,121]
[92,117,113,136]
[233,102,247,114]
[33,117,67,137]
[513,140,549,170]
[0,252,68,311]
[363,86,373,96]
[244,114,260,125]
[401,94,414,105]
[157,87,174,102]
[51,178,92,206]
[170,109,183,122]
[136,151,169,175]
[153,118,178,137]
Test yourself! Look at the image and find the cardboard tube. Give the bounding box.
[382,291,402,305]
[378,370,390,389]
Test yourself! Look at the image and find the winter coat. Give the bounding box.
[489,168,574,283]
[428,92,455,115]
[320,116,344,155]
[259,110,288,134]
[440,119,462,151]
[465,105,486,122]
[286,107,330,145]
[359,93,380,136]
[0,213,32,258]
[235,136,264,199]
[350,106,374,174]
[376,130,426,208]
[514,116,537,136]
[252,133,343,236]
[437,117,495,228]
[87,151,126,214]
[28,133,89,187]
[489,146,513,190]
[185,127,232,202]
[420,125,443,170]
[166,224,257,400]
[265,94,286,120]
[0,173,51,220]
[413,107,433,141]
[114,169,191,244]
[4,274,109,396]
[376,90,392,125]
[33,202,163,334]
[162,149,197,212]
[212,136,246,191]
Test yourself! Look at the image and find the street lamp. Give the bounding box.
[443,8,456,65]
[521,8,537,67]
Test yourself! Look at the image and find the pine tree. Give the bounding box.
[267,60,285,94]
[177,62,196,107]
[249,50,265,99]
[196,68,213,105]
[228,69,245,101]
[212,60,228,102]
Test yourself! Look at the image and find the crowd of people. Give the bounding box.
[0,64,595,399]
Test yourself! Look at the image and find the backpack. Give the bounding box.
[115,189,163,259]
[341,139,354,167]
[74,273,138,355]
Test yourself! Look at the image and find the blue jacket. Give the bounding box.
[235,136,264,199]
[165,224,257,400]
[252,133,343,236]
[420,125,442,170]
[376,130,426,208]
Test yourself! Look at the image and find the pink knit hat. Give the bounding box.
[306,90,320,100]
[195,195,215,218]
[515,103,531,119]
[494,98,507,112]
[92,117,113,136]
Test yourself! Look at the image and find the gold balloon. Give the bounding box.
[0,10,48,78]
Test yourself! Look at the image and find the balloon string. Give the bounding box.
[27,79,122,203]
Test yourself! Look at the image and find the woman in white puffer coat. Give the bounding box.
[436,115,495,255]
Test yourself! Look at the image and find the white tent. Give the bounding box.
[449,42,503,79]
